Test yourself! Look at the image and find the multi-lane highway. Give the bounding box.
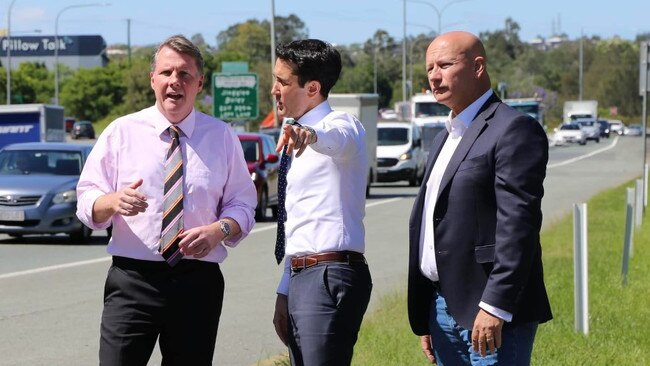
[0,135,646,366]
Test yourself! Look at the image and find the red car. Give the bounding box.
[64,117,76,133]
[237,132,280,221]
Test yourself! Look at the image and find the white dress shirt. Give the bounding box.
[277,100,368,295]
[76,105,257,264]
[418,90,512,322]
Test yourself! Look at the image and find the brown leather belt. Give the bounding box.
[290,251,366,271]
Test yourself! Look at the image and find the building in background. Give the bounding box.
[0,35,108,71]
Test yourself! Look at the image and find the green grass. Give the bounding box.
[531,181,650,365]
[351,180,650,365]
[261,179,650,365]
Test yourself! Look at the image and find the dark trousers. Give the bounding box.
[99,256,224,366]
[287,262,372,366]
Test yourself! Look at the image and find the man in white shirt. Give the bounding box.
[270,39,372,366]
[408,31,552,365]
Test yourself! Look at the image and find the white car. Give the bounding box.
[379,108,398,120]
[574,118,600,143]
[376,122,426,186]
[608,120,625,135]
[553,124,587,146]
[623,124,643,136]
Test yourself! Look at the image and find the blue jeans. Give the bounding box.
[427,289,538,366]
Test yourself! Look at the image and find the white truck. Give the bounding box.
[0,104,65,150]
[408,92,450,159]
[563,100,600,143]
[328,93,378,197]
[409,92,450,126]
[563,100,598,123]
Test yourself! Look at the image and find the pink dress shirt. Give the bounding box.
[76,106,257,263]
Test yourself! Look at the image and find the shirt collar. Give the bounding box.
[151,105,196,138]
[445,89,493,138]
[296,100,333,126]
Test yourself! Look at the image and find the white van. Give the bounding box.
[376,121,426,186]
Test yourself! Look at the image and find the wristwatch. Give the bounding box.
[219,220,231,239]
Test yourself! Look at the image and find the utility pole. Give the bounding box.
[579,30,584,101]
[6,0,17,104]
[127,18,131,66]
[270,0,278,127]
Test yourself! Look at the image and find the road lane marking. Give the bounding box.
[548,136,619,169]
[0,197,406,279]
[0,257,110,280]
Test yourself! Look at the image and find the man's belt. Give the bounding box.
[290,251,366,271]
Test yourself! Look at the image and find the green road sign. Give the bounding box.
[213,73,259,120]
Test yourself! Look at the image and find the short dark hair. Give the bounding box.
[275,39,342,98]
[151,34,204,75]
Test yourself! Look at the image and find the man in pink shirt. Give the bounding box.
[76,35,257,365]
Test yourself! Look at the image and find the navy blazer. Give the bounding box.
[407,94,553,334]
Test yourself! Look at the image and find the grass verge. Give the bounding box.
[262,179,650,365]
[353,179,650,365]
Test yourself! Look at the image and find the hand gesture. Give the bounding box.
[276,121,316,158]
[113,179,148,216]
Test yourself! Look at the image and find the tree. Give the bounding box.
[214,15,310,124]
[263,14,309,46]
[480,18,525,80]
[60,62,126,121]
[337,30,403,107]
[585,38,641,116]
[11,62,53,104]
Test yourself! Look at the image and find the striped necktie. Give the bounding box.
[274,145,290,264]
[160,125,184,266]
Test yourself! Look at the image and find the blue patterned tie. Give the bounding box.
[274,145,290,264]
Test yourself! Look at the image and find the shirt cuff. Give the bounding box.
[76,189,112,230]
[479,301,513,322]
[276,259,290,295]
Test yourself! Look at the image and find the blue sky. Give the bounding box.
[3,0,648,47]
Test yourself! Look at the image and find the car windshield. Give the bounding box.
[0,150,83,176]
[415,102,450,117]
[240,140,260,162]
[560,124,580,130]
[576,121,595,127]
[378,127,409,146]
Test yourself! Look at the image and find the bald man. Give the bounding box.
[407,31,552,365]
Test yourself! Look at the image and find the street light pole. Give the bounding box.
[6,0,17,105]
[407,0,471,35]
[402,0,407,102]
[270,0,279,127]
[409,36,433,98]
[54,2,110,105]
[406,23,434,99]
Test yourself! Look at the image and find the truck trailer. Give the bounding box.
[328,93,378,197]
[0,104,65,150]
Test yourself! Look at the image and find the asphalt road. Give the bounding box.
[0,135,646,366]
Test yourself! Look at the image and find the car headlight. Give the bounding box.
[399,152,412,160]
[53,189,77,204]
[251,172,258,181]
